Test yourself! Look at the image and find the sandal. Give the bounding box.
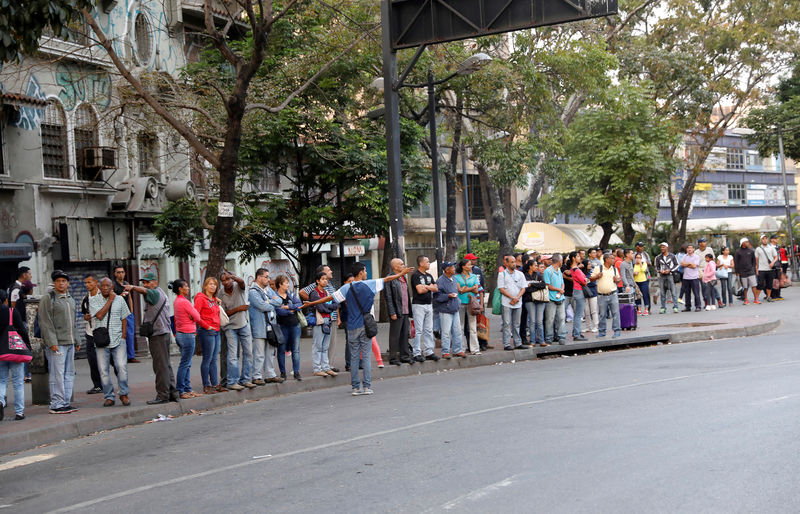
[203,386,216,394]
[215,385,228,393]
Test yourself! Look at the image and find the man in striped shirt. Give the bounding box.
[92,278,131,407]
[299,265,341,371]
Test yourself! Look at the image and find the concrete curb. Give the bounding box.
[0,317,782,455]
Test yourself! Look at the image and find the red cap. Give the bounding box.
[464,253,478,260]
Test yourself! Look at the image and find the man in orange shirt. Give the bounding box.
[614,248,624,292]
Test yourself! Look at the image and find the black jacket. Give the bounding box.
[734,247,756,277]
[384,276,411,318]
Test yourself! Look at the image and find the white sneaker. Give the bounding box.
[590,328,598,333]
[705,305,711,311]
[352,388,363,396]
[363,388,374,395]
[711,305,717,310]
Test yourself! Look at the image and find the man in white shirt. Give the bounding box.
[497,254,531,350]
[93,278,131,406]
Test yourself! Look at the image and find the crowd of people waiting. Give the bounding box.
[0,234,792,421]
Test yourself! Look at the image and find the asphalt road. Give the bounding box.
[2,310,799,513]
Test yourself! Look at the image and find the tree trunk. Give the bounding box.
[478,167,495,241]
[622,220,635,246]
[599,221,614,249]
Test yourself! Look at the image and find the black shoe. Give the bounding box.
[86,386,103,394]
[389,359,401,366]
[504,347,515,351]
[24,377,31,383]
[425,354,440,361]
[514,344,532,349]
[0,402,3,421]
[294,372,302,381]
[14,414,24,421]
[414,355,425,363]
[331,368,340,373]
[170,394,180,403]
[280,372,287,379]
[433,331,441,340]
[573,336,588,341]
[146,398,169,405]
[345,366,351,372]
[683,308,692,312]
[400,357,414,364]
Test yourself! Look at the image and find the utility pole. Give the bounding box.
[777,126,799,281]
[461,143,471,253]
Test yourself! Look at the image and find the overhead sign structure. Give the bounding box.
[389,0,618,50]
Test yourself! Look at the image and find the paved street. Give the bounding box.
[2,294,799,512]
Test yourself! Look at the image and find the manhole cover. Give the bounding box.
[654,322,726,328]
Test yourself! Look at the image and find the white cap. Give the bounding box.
[740,237,749,245]
[659,242,668,247]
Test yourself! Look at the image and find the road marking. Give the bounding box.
[0,453,56,472]
[439,474,521,510]
[50,359,800,513]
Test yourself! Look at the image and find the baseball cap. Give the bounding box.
[697,238,706,243]
[636,241,644,246]
[770,234,778,239]
[140,271,158,282]
[464,253,478,260]
[740,237,749,245]
[51,270,70,282]
[442,261,456,270]
[21,279,37,288]
[541,254,553,260]
[659,242,669,247]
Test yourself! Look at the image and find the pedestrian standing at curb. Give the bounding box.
[113,266,139,363]
[524,260,548,346]
[409,256,439,362]
[192,277,225,394]
[681,245,702,312]
[454,258,482,355]
[249,268,285,385]
[755,234,778,303]
[95,278,131,407]
[769,234,784,300]
[0,289,32,421]
[543,254,567,345]
[633,254,650,315]
[655,242,680,314]
[384,258,414,365]
[170,278,211,398]
[299,265,341,373]
[82,274,115,395]
[568,252,588,341]
[309,271,339,377]
[126,272,180,404]
[274,275,303,381]
[302,262,413,396]
[701,254,718,311]
[696,238,716,308]
[220,271,256,391]
[40,270,80,414]
[499,254,530,350]
[434,261,465,359]
[734,238,758,305]
[592,254,622,339]
[717,247,734,307]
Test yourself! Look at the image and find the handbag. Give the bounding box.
[139,294,167,338]
[266,319,285,347]
[476,313,489,341]
[350,282,378,338]
[409,319,416,340]
[2,308,32,363]
[219,305,231,328]
[491,287,503,315]
[781,274,791,288]
[93,308,111,348]
[672,271,681,283]
[297,310,308,327]
[531,287,550,302]
[468,294,483,315]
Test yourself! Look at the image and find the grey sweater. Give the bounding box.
[620,260,636,289]
[39,290,79,346]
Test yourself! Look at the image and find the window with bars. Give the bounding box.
[727,183,746,205]
[254,167,280,193]
[41,100,69,179]
[465,173,485,220]
[135,13,153,64]
[74,104,99,181]
[726,148,745,170]
[137,132,159,176]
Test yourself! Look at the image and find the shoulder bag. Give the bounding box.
[532,287,550,302]
[93,305,112,348]
[2,308,32,362]
[350,282,378,338]
[139,293,167,338]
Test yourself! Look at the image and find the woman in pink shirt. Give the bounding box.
[170,279,210,398]
[194,277,225,394]
[701,253,717,311]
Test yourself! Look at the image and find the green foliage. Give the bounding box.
[0,0,95,62]
[153,198,213,261]
[456,239,500,278]
[743,69,800,161]
[541,82,680,229]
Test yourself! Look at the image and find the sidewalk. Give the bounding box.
[1,288,790,455]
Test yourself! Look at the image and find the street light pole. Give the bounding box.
[777,125,799,281]
[380,0,405,259]
[461,142,471,253]
[428,70,443,274]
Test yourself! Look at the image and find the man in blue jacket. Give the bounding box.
[434,262,464,359]
[248,268,285,384]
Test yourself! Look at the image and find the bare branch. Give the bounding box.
[204,0,244,68]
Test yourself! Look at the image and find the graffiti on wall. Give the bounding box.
[0,208,19,231]
[13,75,46,131]
[140,261,160,282]
[56,63,112,111]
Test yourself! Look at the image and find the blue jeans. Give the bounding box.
[659,275,678,309]
[197,327,220,387]
[45,344,75,409]
[347,327,371,389]
[501,306,522,348]
[544,301,566,343]
[96,343,129,400]
[279,324,301,374]
[175,332,196,393]
[439,311,463,355]
[636,281,650,310]
[0,361,25,415]
[597,293,621,337]
[125,312,135,360]
[411,304,435,357]
[225,324,253,385]
[719,276,734,304]
[525,302,546,344]
[312,324,332,372]
[572,294,585,338]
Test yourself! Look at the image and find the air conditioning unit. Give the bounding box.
[83,147,117,169]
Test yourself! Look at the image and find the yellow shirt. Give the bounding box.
[633,263,648,282]
[592,265,618,294]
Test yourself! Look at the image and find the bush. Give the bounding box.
[457,239,500,279]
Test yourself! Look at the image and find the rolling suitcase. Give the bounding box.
[618,291,637,330]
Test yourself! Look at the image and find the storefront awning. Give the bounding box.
[0,243,33,261]
[680,215,779,234]
[516,223,622,253]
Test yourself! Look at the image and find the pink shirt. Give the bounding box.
[702,260,717,283]
[175,295,208,333]
[194,292,221,331]
[571,267,587,291]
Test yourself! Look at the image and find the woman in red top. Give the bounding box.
[309,272,339,377]
[194,277,225,394]
[569,252,588,342]
[171,279,210,398]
